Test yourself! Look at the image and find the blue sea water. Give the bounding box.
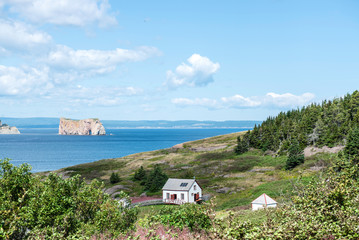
[0,128,248,172]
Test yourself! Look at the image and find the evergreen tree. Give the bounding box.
[145,165,168,192]
[133,166,146,182]
[285,139,305,170]
[344,128,359,162]
[235,136,248,154]
[110,172,121,184]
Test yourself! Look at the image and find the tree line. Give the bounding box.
[236,90,359,155]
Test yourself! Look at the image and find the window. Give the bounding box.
[166,193,170,199]
[194,185,197,190]
[180,183,188,187]
[181,193,184,200]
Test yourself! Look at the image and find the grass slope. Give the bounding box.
[54,131,332,211]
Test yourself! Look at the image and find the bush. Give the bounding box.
[149,203,212,231]
[0,159,137,239]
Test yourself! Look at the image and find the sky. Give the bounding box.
[0,0,359,121]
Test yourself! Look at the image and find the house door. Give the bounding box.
[171,194,177,200]
[194,193,199,201]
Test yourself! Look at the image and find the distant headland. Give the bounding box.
[59,118,106,135]
[0,120,20,134]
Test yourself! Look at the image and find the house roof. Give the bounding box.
[251,193,277,205]
[162,178,200,191]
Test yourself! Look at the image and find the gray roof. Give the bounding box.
[162,178,198,191]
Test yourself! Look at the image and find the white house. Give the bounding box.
[251,193,277,210]
[162,178,202,204]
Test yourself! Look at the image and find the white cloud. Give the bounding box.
[52,85,143,107]
[47,45,161,74]
[1,0,117,27]
[165,54,220,89]
[172,92,315,109]
[172,98,219,109]
[221,95,261,108]
[263,92,315,107]
[0,19,52,51]
[0,65,52,96]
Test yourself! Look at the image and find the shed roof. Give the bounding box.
[251,193,277,205]
[162,178,199,191]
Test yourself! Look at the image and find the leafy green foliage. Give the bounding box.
[285,139,305,170]
[237,90,359,154]
[110,172,121,184]
[145,165,168,192]
[148,203,212,231]
[0,159,137,239]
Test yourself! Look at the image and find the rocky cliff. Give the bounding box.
[59,118,106,135]
[0,120,20,134]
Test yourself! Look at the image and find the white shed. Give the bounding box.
[251,193,277,210]
[162,178,202,204]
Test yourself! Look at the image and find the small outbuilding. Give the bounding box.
[251,193,277,210]
[162,178,202,204]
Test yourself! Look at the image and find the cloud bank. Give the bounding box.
[0,0,117,27]
[47,45,161,74]
[172,92,315,109]
[0,19,52,51]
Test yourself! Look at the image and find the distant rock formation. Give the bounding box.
[0,120,20,134]
[59,118,106,135]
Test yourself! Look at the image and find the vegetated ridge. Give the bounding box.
[237,90,359,154]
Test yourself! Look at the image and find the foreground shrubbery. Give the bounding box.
[2,151,359,239]
[0,159,137,239]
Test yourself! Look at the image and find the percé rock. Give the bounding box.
[59,118,106,135]
[0,120,20,134]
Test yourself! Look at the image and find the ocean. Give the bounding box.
[0,128,249,172]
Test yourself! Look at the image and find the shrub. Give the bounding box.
[0,159,137,239]
[149,203,212,231]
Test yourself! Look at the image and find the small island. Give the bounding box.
[59,118,106,135]
[0,120,20,134]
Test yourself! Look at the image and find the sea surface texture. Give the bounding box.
[0,128,247,172]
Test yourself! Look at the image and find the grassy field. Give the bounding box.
[54,130,333,212]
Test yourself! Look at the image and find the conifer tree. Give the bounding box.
[133,166,146,182]
[235,136,248,154]
[145,165,168,192]
[285,139,304,170]
[344,128,359,162]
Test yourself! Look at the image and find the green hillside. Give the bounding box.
[55,130,330,211]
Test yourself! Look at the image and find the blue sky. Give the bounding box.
[0,0,358,120]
